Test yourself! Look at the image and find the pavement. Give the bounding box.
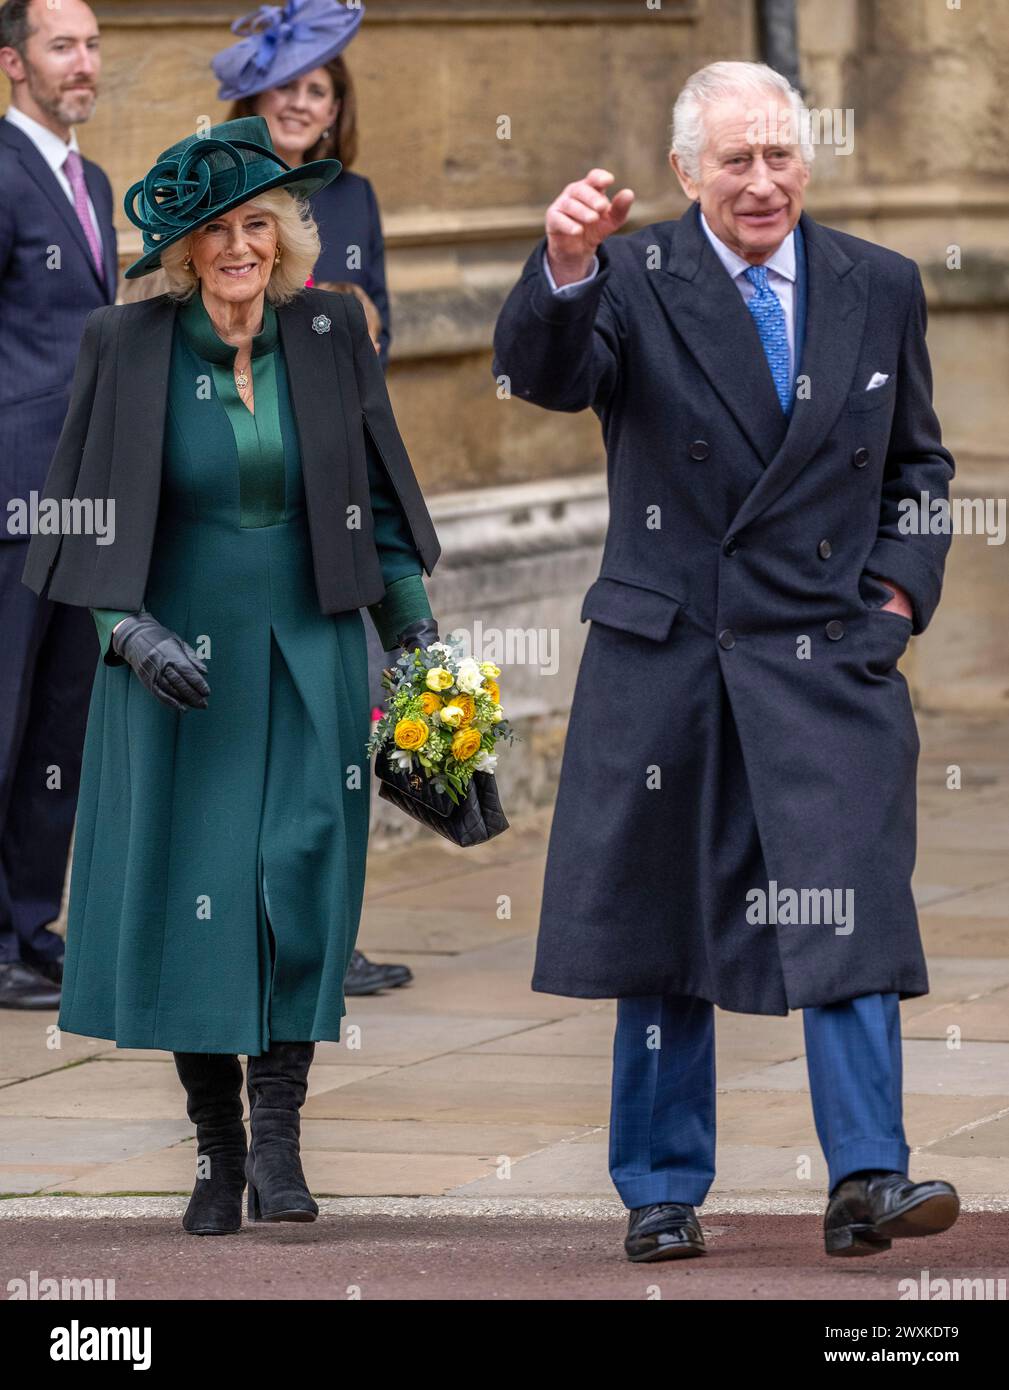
[1,711,1007,1300]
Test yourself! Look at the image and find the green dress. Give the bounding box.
[60,292,432,1055]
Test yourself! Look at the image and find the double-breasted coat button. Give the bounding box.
[689,440,710,460]
[853,447,869,468]
[818,539,832,559]
[723,536,738,556]
[718,628,736,650]
[825,620,845,640]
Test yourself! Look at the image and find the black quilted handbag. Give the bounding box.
[375,748,509,847]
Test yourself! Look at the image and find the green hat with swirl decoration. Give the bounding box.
[123,115,340,278]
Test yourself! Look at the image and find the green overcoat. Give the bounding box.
[58,292,432,1054]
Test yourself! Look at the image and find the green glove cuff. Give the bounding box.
[367,574,433,651]
[91,609,136,667]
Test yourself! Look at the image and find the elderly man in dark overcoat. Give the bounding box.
[492,60,960,1261]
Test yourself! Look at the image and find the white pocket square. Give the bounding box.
[866,372,890,391]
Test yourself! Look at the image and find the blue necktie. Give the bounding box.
[743,264,791,413]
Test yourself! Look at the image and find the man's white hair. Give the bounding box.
[670,60,814,179]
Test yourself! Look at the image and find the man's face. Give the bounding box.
[671,93,810,264]
[9,0,101,127]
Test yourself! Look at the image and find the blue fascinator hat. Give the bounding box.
[211,0,364,102]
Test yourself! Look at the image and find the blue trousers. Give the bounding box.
[609,992,909,1209]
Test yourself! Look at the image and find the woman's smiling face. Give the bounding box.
[188,203,278,305]
[254,67,339,160]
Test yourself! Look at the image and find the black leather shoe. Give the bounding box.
[344,949,395,996]
[625,1203,706,1262]
[825,1171,960,1256]
[376,960,413,988]
[32,954,64,986]
[0,961,61,1010]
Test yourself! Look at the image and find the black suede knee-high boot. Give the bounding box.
[245,1040,318,1222]
[172,1052,248,1235]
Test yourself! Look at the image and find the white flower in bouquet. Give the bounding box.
[474,750,498,774]
[490,707,504,724]
[456,658,484,694]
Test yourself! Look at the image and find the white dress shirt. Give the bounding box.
[543,206,797,381]
[3,104,104,254]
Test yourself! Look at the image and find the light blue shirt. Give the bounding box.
[543,207,797,380]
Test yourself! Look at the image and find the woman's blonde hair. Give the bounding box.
[159,188,320,304]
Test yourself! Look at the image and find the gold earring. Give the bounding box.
[183,255,192,271]
[274,249,282,265]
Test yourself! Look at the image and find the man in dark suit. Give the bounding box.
[0,0,116,1008]
[493,61,960,1260]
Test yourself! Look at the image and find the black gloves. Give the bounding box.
[396,617,440,654]
[111,611,210,712]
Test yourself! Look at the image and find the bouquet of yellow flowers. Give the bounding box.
[367,636,514,806]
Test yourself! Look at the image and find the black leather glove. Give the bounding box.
[111,611,210,712]
[396,617,440,654]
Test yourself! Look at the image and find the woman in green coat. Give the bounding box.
[21,117,441,1236]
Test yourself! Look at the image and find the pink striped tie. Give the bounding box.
[63,149,104,278]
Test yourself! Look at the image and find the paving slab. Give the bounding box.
[37,1145,501,1198]
[920,915,1009,956]
[300,1117,586,1155]
[925,1109,1009,1159]
[302,1051,610,1126]
[467,1007,615,1057]
[722,1039,1009,1097]
[0,1014,112,1084]
[903,987,1009,1041]
[313,1012,538,1067]
[0,1116,192,1164]
[0,1059,389,1120]
[339,935,590,1020]
[921,881,1009,920]
[357,906,530,953]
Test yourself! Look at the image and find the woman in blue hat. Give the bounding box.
[22,116,442,1236]
[213,2,392,366]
